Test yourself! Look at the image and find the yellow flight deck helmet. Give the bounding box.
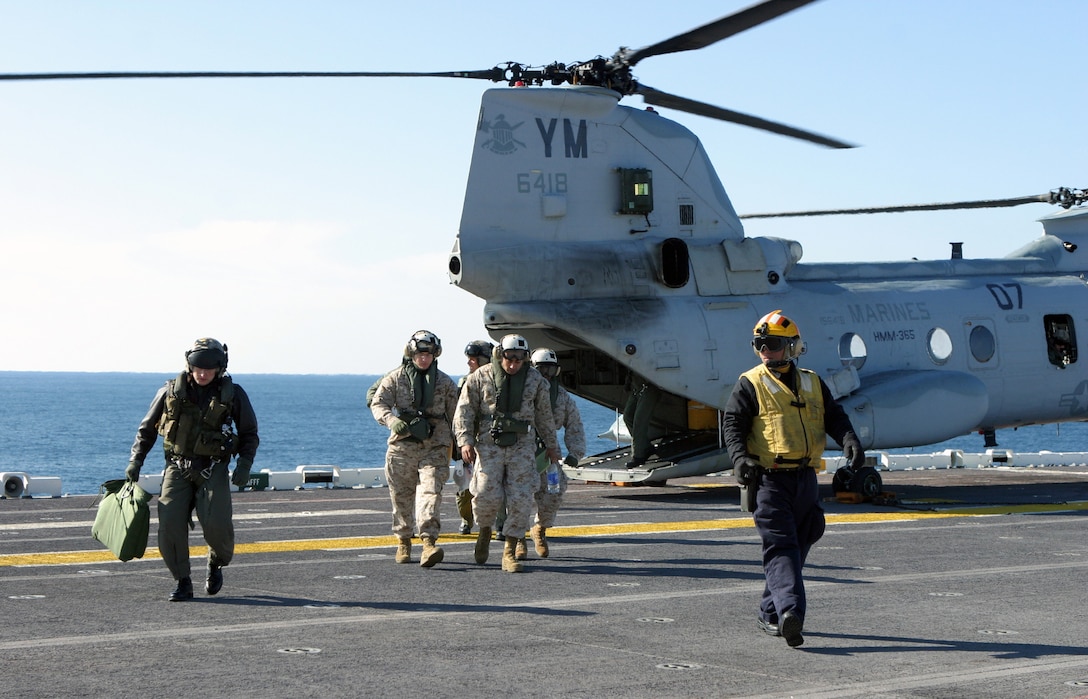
[752,310,805,364]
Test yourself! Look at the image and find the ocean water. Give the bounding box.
[0,372,626,496]
[1,371,1085,496]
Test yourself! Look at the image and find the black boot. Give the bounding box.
[169,577,194,602]
[205,562,224,595]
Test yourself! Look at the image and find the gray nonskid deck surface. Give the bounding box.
[2,467,1088,698]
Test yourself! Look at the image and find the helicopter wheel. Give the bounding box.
[851,466,883,498]
[831,467,853,494]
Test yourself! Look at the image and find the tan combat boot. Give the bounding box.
[501,537,523,573]
[515,537,527,561]
[531,525,549,558]
[420,536,444,568]
[474,526,492,565]
[394,537,411,564]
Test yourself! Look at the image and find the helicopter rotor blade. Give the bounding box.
[0,69,506,82]
[636,83,853,149]
[739,188,1088,218]
[624,0,820,67]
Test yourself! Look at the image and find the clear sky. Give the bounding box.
[1,1,1083,374]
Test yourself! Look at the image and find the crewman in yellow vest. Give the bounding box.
[722,311,864,648]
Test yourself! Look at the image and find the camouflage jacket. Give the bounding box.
[553,385,587,461]
[371,364,459,448]
[453,364,558,452]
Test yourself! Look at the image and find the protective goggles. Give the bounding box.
[752,335,789,352]
[464,343,489,358]
[501,350,529,361]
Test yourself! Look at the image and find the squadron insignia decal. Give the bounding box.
[479,111,525,155]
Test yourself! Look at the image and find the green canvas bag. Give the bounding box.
[91,479,152,561]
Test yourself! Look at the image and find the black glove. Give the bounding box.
[563,454,580,468]
[125,462,141,482]
[734,457,759,487]
[842,433,865,469]
[390,418,410,436]
[231,460,253,488]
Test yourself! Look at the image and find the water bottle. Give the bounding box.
[546,462,561,494]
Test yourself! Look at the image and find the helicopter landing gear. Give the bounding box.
[832,465,883,499]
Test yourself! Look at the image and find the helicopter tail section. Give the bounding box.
[449,85,745,305]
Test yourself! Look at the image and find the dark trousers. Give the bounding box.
[753,467,826,624]
[157,461,235,581]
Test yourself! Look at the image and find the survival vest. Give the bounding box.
[157,372,237,461]
[741,364,826,467]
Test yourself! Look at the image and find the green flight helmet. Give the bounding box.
[186,337,228,370]
[464,340,494,358]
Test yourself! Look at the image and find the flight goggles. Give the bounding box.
[465,343,490,358]
[502,350,529,361]
[752,335,789,352]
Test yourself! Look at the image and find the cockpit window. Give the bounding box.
[1045,314,1077,368]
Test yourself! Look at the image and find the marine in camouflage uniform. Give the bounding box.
[454,334,559,573]
[371,330,459,568]
[453,340,494,534]
[529,348,586,558]
[127,338,259,602]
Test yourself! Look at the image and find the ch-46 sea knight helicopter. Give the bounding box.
[5,1,1086,493]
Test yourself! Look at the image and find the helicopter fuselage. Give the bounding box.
[449,86,1088,450]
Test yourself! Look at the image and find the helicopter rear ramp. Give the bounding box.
[565,431,730,485]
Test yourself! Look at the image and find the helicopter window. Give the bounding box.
[837,333,867,370]
[1044,314,1077,368]
[968,325,995,363]
[618,168,653,215]
[660,238,689,288]
[926,327,953,365]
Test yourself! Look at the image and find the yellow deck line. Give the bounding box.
[4,502,1086,568]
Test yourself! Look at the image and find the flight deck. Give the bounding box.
[2,466,1088,698]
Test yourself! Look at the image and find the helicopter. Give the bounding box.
[3,1,1085,492]
[443,2,1088,489]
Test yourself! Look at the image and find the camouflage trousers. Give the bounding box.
[384,442,450,540]
[470,439,539,538]
[533,467,569,529]
[453,462,474,524]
